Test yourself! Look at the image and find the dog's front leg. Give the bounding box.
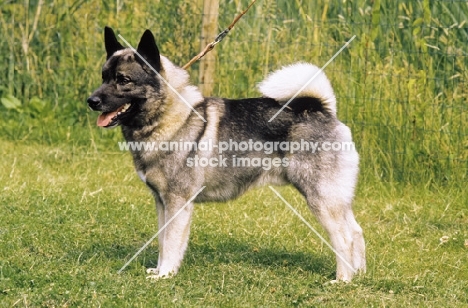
[146,195,194,279]
[146,194,165,277]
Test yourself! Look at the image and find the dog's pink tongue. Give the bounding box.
[97,111,118,127]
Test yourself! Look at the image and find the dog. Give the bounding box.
[87,27,365,281]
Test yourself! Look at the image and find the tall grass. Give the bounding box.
[0,0,466,184]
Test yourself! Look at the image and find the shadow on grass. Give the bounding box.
[140,234,333,278]
[75,232,334,278]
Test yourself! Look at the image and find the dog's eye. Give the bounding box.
[116,74,131,85]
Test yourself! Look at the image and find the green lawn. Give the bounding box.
[1,139,466,307]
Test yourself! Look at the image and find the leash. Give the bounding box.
[182,0,257,70]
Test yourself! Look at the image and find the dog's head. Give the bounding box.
[87,27,163,128]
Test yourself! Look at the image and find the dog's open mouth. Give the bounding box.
[97,103,132,128]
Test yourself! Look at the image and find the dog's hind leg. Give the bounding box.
[344,204,366,274]
[147,195,194,279]
[309,195,366,282]
[287,154,365,281]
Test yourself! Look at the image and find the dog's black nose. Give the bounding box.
[87,96,102,110]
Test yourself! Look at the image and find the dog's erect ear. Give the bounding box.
[136,29,162,72]
[104,26,124,59]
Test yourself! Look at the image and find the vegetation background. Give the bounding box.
[0,0,467,306]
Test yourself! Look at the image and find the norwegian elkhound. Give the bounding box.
[87,27,365,281]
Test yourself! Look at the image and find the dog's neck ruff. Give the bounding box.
[123,56,204,142]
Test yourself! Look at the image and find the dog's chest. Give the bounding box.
[136,169,146,183]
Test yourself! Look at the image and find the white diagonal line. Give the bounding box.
[268,186,356,273]
[117,186,206,274]
[117,34,207,123]
[268,35,356,122]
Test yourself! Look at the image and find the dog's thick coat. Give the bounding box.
[88,27,365,281]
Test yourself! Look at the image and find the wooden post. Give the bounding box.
[198,0,219,97]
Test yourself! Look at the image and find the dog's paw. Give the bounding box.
[145,268,174,280]
[146,274,171,280]
[326,279,350,285]
[146,268,159,275]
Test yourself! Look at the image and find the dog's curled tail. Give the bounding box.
[258,63,336,115]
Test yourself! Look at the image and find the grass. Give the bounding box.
[0,139,467,307]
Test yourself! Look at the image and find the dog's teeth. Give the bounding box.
[120,103,131,113]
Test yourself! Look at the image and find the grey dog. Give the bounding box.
[87,27,365,281]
